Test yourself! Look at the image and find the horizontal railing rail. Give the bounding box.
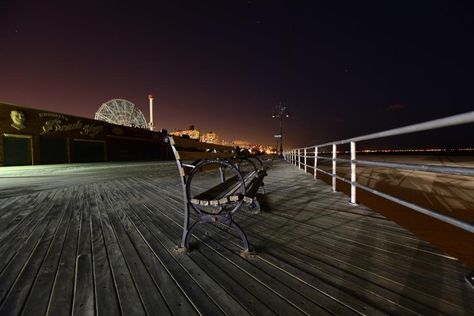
[295,155,474,176]
[284,111,474,234]
[300,111,474,149]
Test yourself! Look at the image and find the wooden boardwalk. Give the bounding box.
[0,160,473,315]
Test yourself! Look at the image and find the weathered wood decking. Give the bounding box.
[0,160,472,315]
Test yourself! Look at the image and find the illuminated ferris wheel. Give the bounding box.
[95,99,148,128]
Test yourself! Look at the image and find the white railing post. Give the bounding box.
[293,150,296,166]
[314,146,318,179]
[304,148,307,173]
[297,149,301,169]
[332,144,336,192]
[350,141,356,204]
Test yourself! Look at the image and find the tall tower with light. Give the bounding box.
[148,94,154,131]
[272,103,289,157]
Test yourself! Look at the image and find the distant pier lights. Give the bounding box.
[148,94,155,131]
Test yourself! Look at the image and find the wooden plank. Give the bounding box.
[115,179,316,315]
[244,209,464,283]
[235,200,468,309]
[1,161,473,315]
[21,188,78,316]
[249,202,449,262]
[97,182,172,315]
[91,185,147,316]
[0,189,72,315]
[133,173,470,316]
[112,178,251,315]
[195,238,331,315]
[0,191,62,293]
[186,250,288,316]
[244,216,470,304]
[138,190,376,315]
[193,214,435,315]
[88,186,121,316]
[125,206,229,314]
[0,191,56,263]
[0,192,47,241]
[264,176,410,232]
[71,187,94,316]
[199,229,372,315]
[125,200,260,315]
[262,169,466,270]
[262,169,450,256]
[133,194,323,315]
[46,188,83,316]
[112,204,199,315]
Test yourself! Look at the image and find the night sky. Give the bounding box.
[1,1,473,149]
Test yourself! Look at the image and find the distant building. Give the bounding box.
[232,140,251,148]
[170,125,201,140]
[201,131,219,144]
[169,126,276,153]
[0,102,172,166]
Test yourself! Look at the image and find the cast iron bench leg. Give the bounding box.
[230,218,250,252]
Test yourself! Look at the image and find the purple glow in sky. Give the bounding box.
[1,1,473,148]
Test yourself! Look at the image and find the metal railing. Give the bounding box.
[284,111,474,233]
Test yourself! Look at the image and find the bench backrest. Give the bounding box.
[169,136,236,176]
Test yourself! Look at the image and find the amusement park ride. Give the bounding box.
[94,95,155,131]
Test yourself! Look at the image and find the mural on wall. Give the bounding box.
[0,102,171,166]
[40,118,103,138]
[37,111,103,138]
[10,110,26,130]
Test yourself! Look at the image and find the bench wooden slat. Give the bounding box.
[176,151,235,161]
[191,171,257,204]
[244,171,266,200]
[192,176,241,201]
[170,137,233,152]
[191,195,242,207]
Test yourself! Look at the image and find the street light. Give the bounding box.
[272,103,289,158]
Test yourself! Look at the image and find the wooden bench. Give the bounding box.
[169,136,266,255]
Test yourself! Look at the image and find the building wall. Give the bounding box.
[0,102,172,166]
[170,128,201,140]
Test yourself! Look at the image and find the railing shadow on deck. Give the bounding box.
[285,111,474,284]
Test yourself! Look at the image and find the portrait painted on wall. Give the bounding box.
[10,110,26,130]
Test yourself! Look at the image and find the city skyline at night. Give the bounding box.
[1,1,473,149]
